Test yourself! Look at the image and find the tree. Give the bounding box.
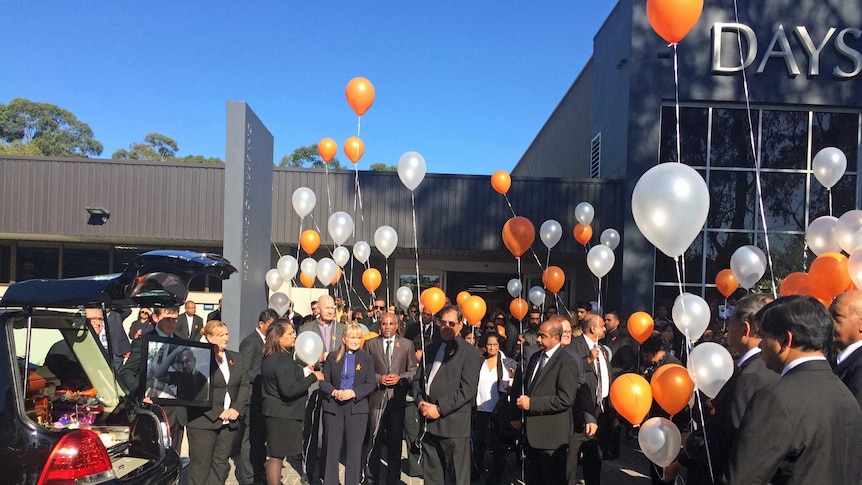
[0,140,44,156]
[112,133,223,164]
[0,98,103,157]
[369,163,397,171]
[279,144,342,169]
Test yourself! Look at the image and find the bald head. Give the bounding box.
[831,290,862,350]
[581,313,605,339]
[317,294,336,323]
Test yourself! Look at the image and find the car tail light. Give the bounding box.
[38,429,116,485]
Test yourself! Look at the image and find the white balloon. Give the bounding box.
[574,202,595,226]
[539,220,563,249]
[587,245,615,278]
[672,292,710,341]
[600,228,621,250]
[528,286,546,306]
[265,268,283,291]
[268,292,290,316]
[374,226,398,258]
[812,147,847,189]
[638,417,682,468]
[397,151,427,191]
[730,245,766,290]
[316,258,338,286]
[687,342,734,398]
[332,246,350,267]
[396,286,414,308]
[507,278,523,298]
[359,323,369,335]
[835,210,862,254]
[300,257,317,279]
[353,241,371,264]
[849,248,862,290]
[632,163,709,258]
[277,255,298,281]
[327,211,354,246]
[806,216,841,256]
[292,187,316,218]
[295,332,324,366]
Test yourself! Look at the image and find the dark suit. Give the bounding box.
[187,349,250,485]
[206,308,222,323]
[599,327,636,459]
[405,320,439,346]
[364,335,418,482]
[235,329,267,484]
[106,309,131,372]
[319,350,377,485]
[563,345,601,485]
[177,313,204,341]
[128,318,154,341]
[413,337,482,485]
[568,335,611,485]
[834,345,862,409]
[511,346,577,485]
[261,350,319,456]
[723,359,862,484]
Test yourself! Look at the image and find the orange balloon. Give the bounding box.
[646,0,704,44]
[573,224,593,246]
[344,136,365,164]
[300,272,315,288]
[715,269,739,298]
[502,216,535,258]
[510,298,528,321]
[345,77,376,116]
[300,230,320,255]
[463,295,487,327]
[332,267,342,285]
[420,287,446,315]
[610,373,653,426]
[362,268,382,293]
[650,364,694,416]
[780,272,810,297]
[797,284,834,308]
[318,138,337,163]
[809,252,850,298]
[543,266,566,294]
[628,311,655,344]
[491,170,511,195]
[456,291,471,307]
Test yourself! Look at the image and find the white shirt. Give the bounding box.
[477,351,512,411]
[736,347,762,368]
[780,355,827,377]
[837,340,862,366]
[582,334,609,399]
[216,355,231,424]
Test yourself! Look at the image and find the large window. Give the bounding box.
[656,105,860,303]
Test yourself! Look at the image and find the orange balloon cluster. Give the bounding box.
[491,171,511,195]
[573,223,592,246]
[300,230,320,255]
[362,268,381,293]
[780,252,851,306]
[332,267,342,285]
[463,295,487,327]
[610,373,652,425]
[543,266,565,294]
[646,0,704,44]
[627,312,655,344]
[650,364,694,416]
[456,291,471,307]
[502,216,535,258]
[510,298,528,321]
[345,77,375,117]
[421,287,446,315]
[344,136,365,164]
[318,138,337,163]
[715,269,739,298]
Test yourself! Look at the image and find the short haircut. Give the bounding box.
[576,301,590,311]
[732,293,773,336]
[439,305,463,322]
[605,310,620,319]
[542,319,563,338]
[259,308,279,324]
[154,306,180,316]
[756,295,832,352]
[641,331,670,355]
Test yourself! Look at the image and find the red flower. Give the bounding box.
[228,359,234,366]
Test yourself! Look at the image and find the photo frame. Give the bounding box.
[138,335,214,408]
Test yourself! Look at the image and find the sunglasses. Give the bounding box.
[374,305,386,310]
[440,319,461,327]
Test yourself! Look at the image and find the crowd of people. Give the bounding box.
[106,289,862,485]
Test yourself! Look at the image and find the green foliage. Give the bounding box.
[279,144,342,169]
[112,133,223,164]
[0,139,44,156]
[0,98,103,157]
[369,163,397,171]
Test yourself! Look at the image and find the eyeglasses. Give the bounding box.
[562,330,573,335]
[140,311,151,316]
[440,320,460,327]
[495,316,505,320]
[374,305,386,310]
[409,309,418,314]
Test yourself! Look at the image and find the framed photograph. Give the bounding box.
[138,335,214,408]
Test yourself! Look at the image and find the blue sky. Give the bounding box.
[1,1,618,175]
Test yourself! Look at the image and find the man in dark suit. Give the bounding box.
[234,308,278,485]
[177,300,204,341]
[723,295,862,484]
[830,290,862,408]
[363,312,417,484]
[413,305,482,485]
[511,317,577,485]
[117,306,189,452]
[559,316,599,485]
[405,306,439,345]
[598,310,636,460]
[678,293,777,483]
[206,298,222,323]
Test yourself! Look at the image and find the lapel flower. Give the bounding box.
[355,363,362,371]
[395,341,401,348]
[228,359,234,366]
[448,348,456,357]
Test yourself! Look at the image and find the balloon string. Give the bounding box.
[504,194,517,218]
[412,191,421,312]
[385,258,391,308]
[673,42,682,164]
[829,188,833,217]
[272,241,283,259]
[555,293,570,317]
[296,217,304,263]
[354,165,365,235]
[324,163,333,218]
[357,115,361,137]
[516,255,526,479]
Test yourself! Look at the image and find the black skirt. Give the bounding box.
[265,416,303,458]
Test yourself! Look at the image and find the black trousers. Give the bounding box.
[187,425,237,485]
[567,433,601,485]
[234,403,266,484]
[367,394,407,482]
[421,433,471,485]
[302,389,327,481]
[524,443,567,485]
[472,411,506,480]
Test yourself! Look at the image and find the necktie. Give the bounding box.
[595,344,604,409]
[385,340,393,373]
[529,352,547,392]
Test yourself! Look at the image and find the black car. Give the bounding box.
[0,250,235,485]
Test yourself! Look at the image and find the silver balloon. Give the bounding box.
[396,286,414,308]
[850,248,862,290]
[586,245,615,278]
[294,331,324,365]
[507,278,523,298]
[277,255,298,281]
[265,268,283,291]
[397,151,427,191]
[835,210,862,254]
[332,246,350,267]
[600,228,621,250]
[374,226,398,258]
[539,220,563,249]
[291,187,316,218]
[672,292,710,341]
[316,257,338,286]
[327,211,354,246]
[632,163,709,258]
[300,257,317,279]
[353,241,371,264]
[638,417,682,467]
[806,216,841,256]
[812,147,847,189]
[687,342,733,398]
[268,292,290,317]
[729,245,766,290]
[359,323,370,335]
[528,286,545,306]
[574,202,595,226]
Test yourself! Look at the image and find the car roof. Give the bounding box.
[0,250,236,309]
